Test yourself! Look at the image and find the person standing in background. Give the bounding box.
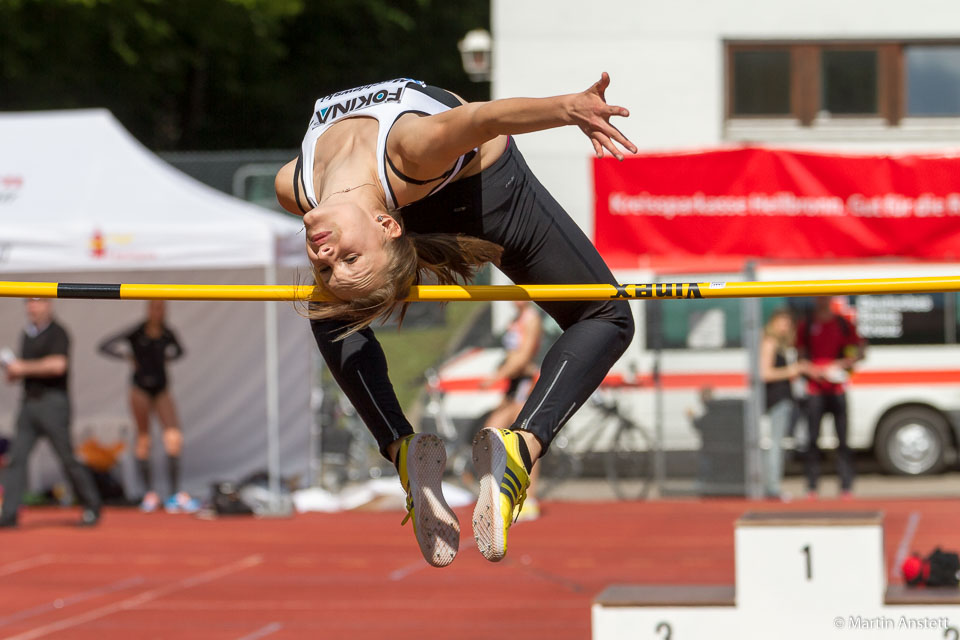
[760,309,802,501]
[796,296,865,500]
[98,300,197,513]
[0,299,101,528]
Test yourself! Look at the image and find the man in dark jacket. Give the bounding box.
[0,299,101,527]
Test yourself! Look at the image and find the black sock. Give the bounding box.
[516,436,534,475]
[167,455,180,494]
[137,458,152,493]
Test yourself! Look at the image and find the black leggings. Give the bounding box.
[311,139,635,457]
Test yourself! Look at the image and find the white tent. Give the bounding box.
[0,109,312,503]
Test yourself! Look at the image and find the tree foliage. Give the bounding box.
[0,0,489,149]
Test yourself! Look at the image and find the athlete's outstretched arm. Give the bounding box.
[390,72,637,178]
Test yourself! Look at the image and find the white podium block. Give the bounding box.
[593,585,738,639]
[593,511,960,640]
[736,511,884,612]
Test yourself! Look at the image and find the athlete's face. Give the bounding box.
[303,202,401,299]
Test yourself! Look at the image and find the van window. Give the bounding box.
[649,294,950,350]
[648,298,743,349]
[788,294,948,345]
[853,293,944,344]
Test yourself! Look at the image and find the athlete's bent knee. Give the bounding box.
[605,301,635,354]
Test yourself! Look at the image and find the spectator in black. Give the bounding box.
[760,309,802,500]
[796,297,865,500]
[98,300,196,513]
[0,299,101,527]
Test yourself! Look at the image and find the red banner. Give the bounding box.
[594,147,960,269]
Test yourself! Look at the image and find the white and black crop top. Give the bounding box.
[293,78,478,213]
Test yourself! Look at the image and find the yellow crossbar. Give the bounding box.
[1,276,959,302]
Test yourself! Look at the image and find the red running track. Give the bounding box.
[0,498,955,639]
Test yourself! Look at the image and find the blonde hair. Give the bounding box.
[764,308,795,348]
[307,215,503,338]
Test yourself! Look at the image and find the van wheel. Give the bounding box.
[875,407,951,475]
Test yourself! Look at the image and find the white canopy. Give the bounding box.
[0,109,313,503]
[0,109,304,272]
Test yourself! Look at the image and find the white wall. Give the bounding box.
[492,0,960,234]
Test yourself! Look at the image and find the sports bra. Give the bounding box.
[294,78,478,213]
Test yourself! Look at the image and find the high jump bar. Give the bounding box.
[1,276,960,301]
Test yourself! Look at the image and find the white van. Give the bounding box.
[430,260,960,476]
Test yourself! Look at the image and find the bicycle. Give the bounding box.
[416,368,483,491]
[537,386,654,501]
[314,377,394,492]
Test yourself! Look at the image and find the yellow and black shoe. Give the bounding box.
[471,428,531,562]
[397,433,460,568]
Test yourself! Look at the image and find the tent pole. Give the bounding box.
[743,261,764,500]
[263,261,286,516]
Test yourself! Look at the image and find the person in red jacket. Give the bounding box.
[795,297,865,499]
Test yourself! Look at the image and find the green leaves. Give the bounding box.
[0,0,489,149]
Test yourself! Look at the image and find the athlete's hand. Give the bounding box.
[569,72,638,161]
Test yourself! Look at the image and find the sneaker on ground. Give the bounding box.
[139,491,160,513]
[79,508,100,527]
[471,428,530,562]
[165,492,201,514]
[398,433,460,568]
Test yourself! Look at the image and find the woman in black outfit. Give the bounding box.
[760,309,802,500]
[98,300,197,513]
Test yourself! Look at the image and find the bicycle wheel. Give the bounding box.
[440,410,492,490]
[605,420,653,500]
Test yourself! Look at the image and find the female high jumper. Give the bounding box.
[275,73,636,567]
